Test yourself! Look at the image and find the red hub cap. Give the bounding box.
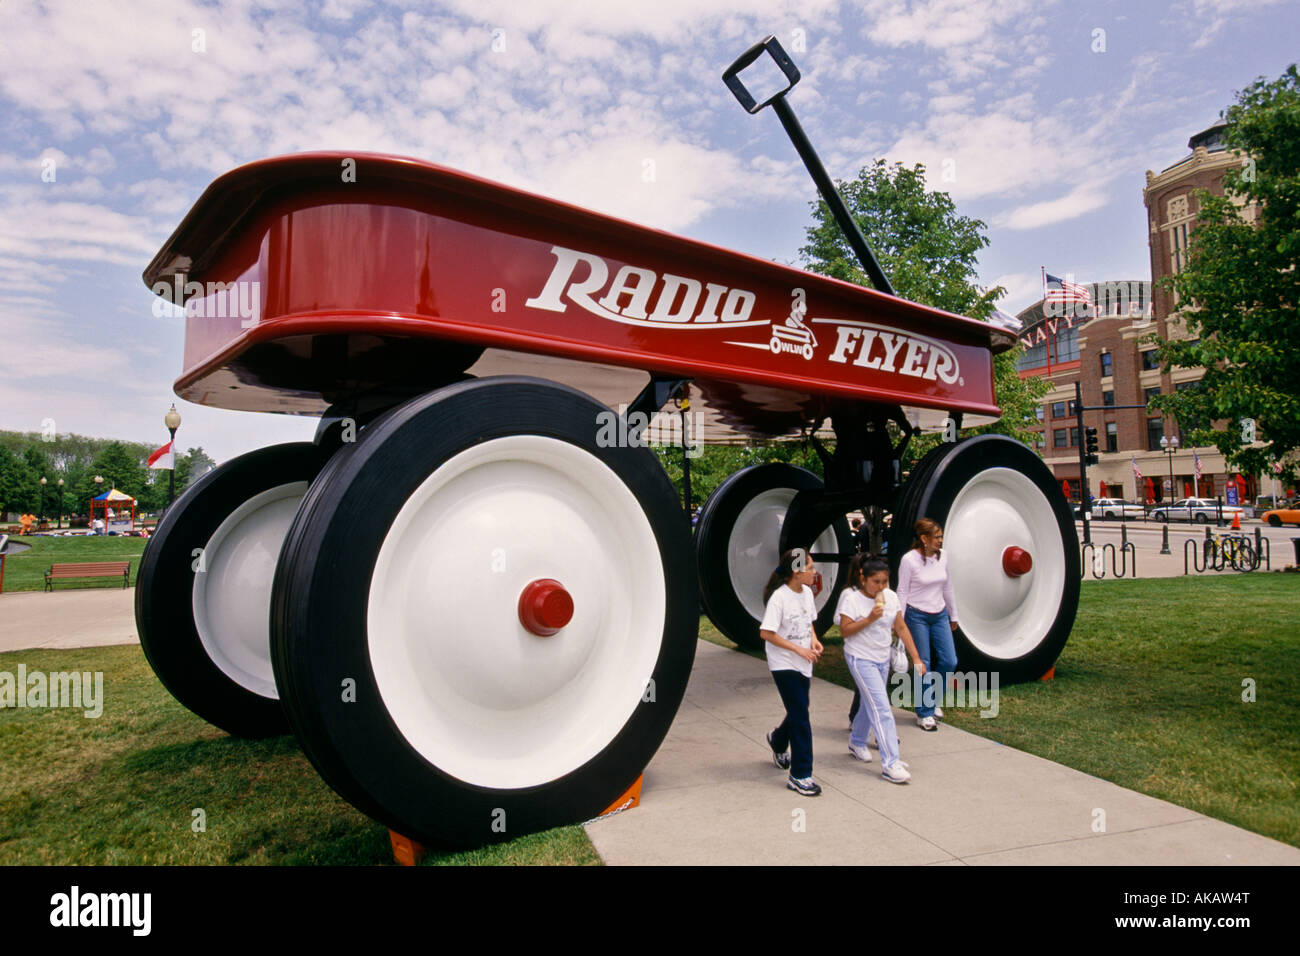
[1002,546,1033,577]
[518,578,574,636]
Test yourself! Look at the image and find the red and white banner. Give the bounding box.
[147,441,175,470]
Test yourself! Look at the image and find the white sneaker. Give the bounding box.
[916,715,937,731]
[849,742,872,763]
[882,761,912,784]
[934,706,944,719]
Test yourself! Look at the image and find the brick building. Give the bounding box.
[1014,121,1262,505]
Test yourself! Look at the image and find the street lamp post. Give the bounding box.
[1159,434,1179,512]
[56,478,64,529]
[164,404,182,509]
[39,476,46,526]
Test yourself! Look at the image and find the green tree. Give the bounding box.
[0,445,25,516]
[177,447,216,492]
[652,440,823,511]
[1151,64,1300,484]
[86,441,148,503]
[799,159,1047,462]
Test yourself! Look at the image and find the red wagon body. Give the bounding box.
[145,152,1013,435]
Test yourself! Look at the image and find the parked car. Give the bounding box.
[1262,503,1300,527]
[1149,497,1246,523]
[1086,497,1147,520]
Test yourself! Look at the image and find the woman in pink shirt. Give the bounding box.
[896,517,958,732]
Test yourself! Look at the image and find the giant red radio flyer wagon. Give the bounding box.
[135,37,1078,848]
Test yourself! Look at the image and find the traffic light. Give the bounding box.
[1084,426,1099,465]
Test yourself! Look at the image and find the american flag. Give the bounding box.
[1132,456,1143,482]
[1274,460,1284,474]
[1194,452,1202,480]
[1044,272,1092,305]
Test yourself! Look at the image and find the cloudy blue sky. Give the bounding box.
[1,0,1294,463]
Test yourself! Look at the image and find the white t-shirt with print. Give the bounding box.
[835,586,900,664]
[759,584,816,677]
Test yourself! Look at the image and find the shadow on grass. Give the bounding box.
[0,645,599,865]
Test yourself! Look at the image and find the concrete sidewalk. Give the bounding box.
[0,589,139,652]
[585,642,1300,865]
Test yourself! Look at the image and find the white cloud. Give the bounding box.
[994,180,1110,230]
[991,271,1044,311]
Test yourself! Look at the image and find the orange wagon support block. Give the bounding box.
[386,775,644,866]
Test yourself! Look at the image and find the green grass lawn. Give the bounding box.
[703,574,1300,848]
[1,535,149,592]
[0,645,599,865]
[4,574,1295,863]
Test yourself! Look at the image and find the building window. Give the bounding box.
[1147,418,1164,451]
[1053,429,1068,448]
[1099,352,1113,377]
[1035,406,1045,422]
[1140,349,1161,371]
[1054,326,1080,363]
[1171,222,1190,274]
[1069,427,1080,447]
[1144,386,1161,406]
[1016,339,1047,372]
[1052,401,1066,419]
[1102,390,1115,407]
[1105,421,1118,453]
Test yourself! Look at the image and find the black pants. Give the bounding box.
[770,669,813,779]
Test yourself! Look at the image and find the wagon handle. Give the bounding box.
[723,35,896,297]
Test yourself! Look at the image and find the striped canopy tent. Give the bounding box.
[90,488,136,533]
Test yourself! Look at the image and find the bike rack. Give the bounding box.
[1254,527,1271,570]
[1082,540,1137,579]
[1183,528,1260,573]
[1184,537,1208,574]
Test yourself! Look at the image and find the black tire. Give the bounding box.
[135,442,328,737]
[695,463,852,649]
[1268,515,1282,527]
[1194,513,1208,524]
[889,435,1079,684]
[270,377,697,847]
[1153,511,1166,522]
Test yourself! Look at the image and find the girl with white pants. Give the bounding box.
[835,554,926,784]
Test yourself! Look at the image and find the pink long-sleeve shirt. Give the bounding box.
[896,548,957,621]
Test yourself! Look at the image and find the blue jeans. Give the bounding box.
[905,606,957,718]
[770,669,813,779]
[846,653,900,768]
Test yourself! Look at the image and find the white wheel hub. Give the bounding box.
[943,468,1066,659]
[367,435,665,790]
[192,482,308,698]
[727,488,840,620]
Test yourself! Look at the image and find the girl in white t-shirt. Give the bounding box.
[758,547,823,797]
[835,554,925,783]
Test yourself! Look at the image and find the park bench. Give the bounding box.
[44,561,131,591]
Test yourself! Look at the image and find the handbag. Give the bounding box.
[890,637,909,674]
